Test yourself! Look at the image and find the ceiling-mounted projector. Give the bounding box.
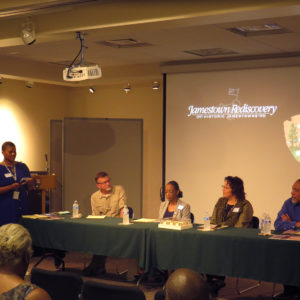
[63,65,102,81]
[63,31,102,82]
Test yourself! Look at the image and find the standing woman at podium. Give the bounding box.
[0,141,34,226]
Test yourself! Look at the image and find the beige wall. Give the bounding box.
[67,83,163,218]
[0,79,163,218]
[0,79,69,170]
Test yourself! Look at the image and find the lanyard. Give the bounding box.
[3,161,17,181]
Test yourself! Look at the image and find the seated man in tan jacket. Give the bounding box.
[83,171,127,276]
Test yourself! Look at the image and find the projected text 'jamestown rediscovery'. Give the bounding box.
[187,104,278,120]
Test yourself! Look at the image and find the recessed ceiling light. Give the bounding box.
[227,23,291,36]
[98,38,151,48]
[184,48,238,57]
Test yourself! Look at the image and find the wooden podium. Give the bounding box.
[32,174,56,213]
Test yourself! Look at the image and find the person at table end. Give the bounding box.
[273,179,300,300]
[274,179,300,231]
[207,176,253,297]
[159,181,191,220]
[165,268,210,300]
[83,171,127,277]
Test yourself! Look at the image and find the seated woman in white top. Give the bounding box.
[159,181,191,220]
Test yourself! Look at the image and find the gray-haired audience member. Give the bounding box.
[0,223,51,300]
[165,268,210,300]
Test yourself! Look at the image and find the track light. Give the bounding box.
[21,20,36,45]
[152,81,160,90]
[25,81,34,88]
[124,83,131,94]
[89,87,95,93]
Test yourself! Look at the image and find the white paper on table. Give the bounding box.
[133,218,160,223]
[86,215,106,219]
[22,214,49,219]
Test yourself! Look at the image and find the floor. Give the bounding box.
[27,251,282,300]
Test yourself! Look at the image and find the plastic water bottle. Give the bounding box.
[265,214,272,235]
[123,205,130,224]
[72,200,79,218]
[203,211,211,230]
[260,213,266,234]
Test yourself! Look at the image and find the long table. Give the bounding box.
[20,216,300,287]
[21,217,153,272]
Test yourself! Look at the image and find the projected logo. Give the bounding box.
[283,115,300,163]
[187,88,278,120]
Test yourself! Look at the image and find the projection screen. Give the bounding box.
[166,66,300,224]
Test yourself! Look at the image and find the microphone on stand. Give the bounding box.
[45,154,49,174]
[160,186,165,202]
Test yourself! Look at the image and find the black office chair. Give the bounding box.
[32,247,66,270]
[251,216,260,229]
[82,280,146,300]
[31,267,83,300]
[128,206,134,219]
[190,212,195,224]
[235,216,261,294]
[154,289,165,300]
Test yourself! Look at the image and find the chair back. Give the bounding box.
[82,280,146,300]
[31,268,83,300]
[154,289,165,300]
[252,216,260,229]
[190,212,195,224]
[128,206,134,219]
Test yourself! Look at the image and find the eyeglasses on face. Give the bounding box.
[97,179,111,185]
[221,185,231,189]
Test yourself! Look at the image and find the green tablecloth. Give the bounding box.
[149,226,300,287]
[20,217,300,286]
[20,217,153,272]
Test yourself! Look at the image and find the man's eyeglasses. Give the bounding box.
[97,179,110,185]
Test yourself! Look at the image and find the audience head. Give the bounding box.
[165,268,210,300]
[95,171,112,194]
[291,179,300,204]
[0,223,33,277]
[223,176,245,201]
[165,181,183,202]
